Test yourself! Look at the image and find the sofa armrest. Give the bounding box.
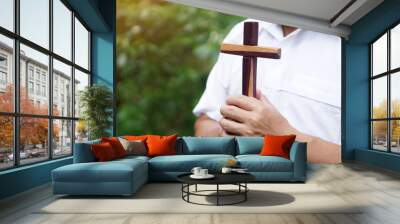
[289,141,307,182]
[73,140,100,163]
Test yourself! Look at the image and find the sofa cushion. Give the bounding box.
[91,142,118,161]
[236,155,293,172]
[101,137,127,158]
[178,137,235,155]
[53,159,147,183]
[147,135,178,157]
[149,154,235,172]
[260,134,296,159]
[235,137,264,155]
[124,135,148,141]
[118,137,147,156]
[115,155,150,163]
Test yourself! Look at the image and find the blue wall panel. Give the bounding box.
[0,158,72,199]
[91,0,116,135]
[92,33,114,88]
[344,0,400,170]
[92,31,115,135]
[355,148,400,172]
[343,44,370,160]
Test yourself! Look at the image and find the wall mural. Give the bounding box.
[116,0,342,163]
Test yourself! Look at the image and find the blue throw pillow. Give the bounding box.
[235,137,264,155]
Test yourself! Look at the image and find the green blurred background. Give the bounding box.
[116,0,243,135]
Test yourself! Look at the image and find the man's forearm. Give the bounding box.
[291,129,341,164]
[194,115,224,137]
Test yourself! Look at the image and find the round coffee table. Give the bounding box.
[177,173,255,206]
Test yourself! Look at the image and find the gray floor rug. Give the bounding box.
[37,183,362,214]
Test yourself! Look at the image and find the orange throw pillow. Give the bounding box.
[146,135,178,157]
[101,137,126,158]
[124,135,148,141]
[260,134,296,159]
[91,142,117,161]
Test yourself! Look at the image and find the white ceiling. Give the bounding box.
[225,0,352,22]
[166,0,384,38]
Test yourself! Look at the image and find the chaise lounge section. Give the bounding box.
[52,136,307,196]
[52,140,149,196]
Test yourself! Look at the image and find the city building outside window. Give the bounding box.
[41,73,46,83]
[0,0,91,170]
[0,54,7,88]
[28,81,34,94]
[0,55,7,67]
[42,85,46,97]
[0,71,6,85]
[35,70,40,81]
[35,83,40,95]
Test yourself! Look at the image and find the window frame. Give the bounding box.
[0,0,92,171]
[370,20,400,154]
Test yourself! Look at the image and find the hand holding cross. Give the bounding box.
[220,22,281,97]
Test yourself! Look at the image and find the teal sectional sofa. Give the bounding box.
[52,137,307,196]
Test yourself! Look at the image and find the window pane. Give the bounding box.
[53,119,72,157]
[0,35,14,112]
[0,0,14,31]
[53,59,72,117]
[53,0,72,60]
[391,24,400,70]
[75,120,88,143]
[372,76,387,119]
[372,33,387,76]
[20,44,49,115]
[20,0,49,49]
[20,117,49,165]
[0,116,13,170]
[391,120,400,153]
[74,69,89,118]
[75,18,89,70]
[372,121,388,151]
[391,72,400,117]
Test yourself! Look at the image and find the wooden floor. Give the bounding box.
[1,162,400,224]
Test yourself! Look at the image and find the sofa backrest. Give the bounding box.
[235,136,264,155]
[177,137,236,155]
[73,139,100,163]
[73,136,301,161]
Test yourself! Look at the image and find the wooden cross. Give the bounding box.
[220,22,281,97]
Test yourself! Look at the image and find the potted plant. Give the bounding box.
[79,84,113,140]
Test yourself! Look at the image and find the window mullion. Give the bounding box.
[13,0,20,167]
[71,10,76,155]
[388,30,391,153]
[48,0,54,160]
[370,45,373,149]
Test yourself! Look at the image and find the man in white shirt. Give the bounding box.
[193,19,342,163]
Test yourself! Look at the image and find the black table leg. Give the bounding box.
[187,184,190,202]
[181,184,183,199]
[216,184,219,206]
[195,184,197,192]
[245,183,247,201]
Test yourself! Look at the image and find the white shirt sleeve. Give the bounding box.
[192,20,246,121]
[192,55,228,121]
